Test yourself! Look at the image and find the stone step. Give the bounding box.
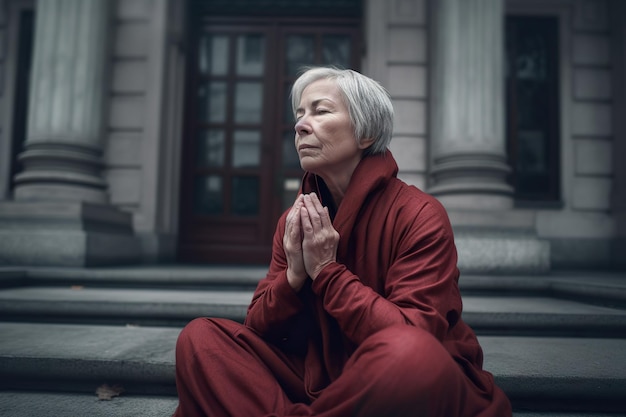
[0,322,178,396]
[0,266,266,290]
[1,322,626,413]
[0,286,253,326]
[1,286,625,336]
[0,392,179,417]
[0,392,618,417]
[3,266,625,306]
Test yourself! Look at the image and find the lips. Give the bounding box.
[298,144,316,151]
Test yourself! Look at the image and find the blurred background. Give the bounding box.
[0,0,623,273]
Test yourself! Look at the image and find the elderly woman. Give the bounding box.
[173,67,512,417]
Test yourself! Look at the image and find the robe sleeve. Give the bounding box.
[311,199,461,346]
[244,211,307,344]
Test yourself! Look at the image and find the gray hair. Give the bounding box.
[291,67,394,156]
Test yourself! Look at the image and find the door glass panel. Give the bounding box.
[282,130,300,169]
[196,129,225,167]
[237,34,265,76]
[198,82,227,123]
[283,82,294,123]
[322,34,350,68]
[233,130,261,167]
[232,176,259,215]
[198,34,229,76]
[194,175,223,214]
[234,82,263,123]
[286,35,314,76]
[283,178,301,210]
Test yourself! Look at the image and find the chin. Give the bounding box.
[299,159,321,173]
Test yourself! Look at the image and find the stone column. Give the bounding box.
[428,0,549,273]
[0,0,138,266]
[429,0,513,210]
[13,0,109,203]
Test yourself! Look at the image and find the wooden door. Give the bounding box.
[179,16,360,264]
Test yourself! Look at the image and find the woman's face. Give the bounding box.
[294,79,370,179]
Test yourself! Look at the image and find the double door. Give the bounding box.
[179,19,360,263]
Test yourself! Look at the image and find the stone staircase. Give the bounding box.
[0,266,625,416]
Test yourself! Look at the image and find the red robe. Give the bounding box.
[174,151,512,417]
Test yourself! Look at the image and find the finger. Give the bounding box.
[292,206,301,236]
[285,196,304,239]
[307,192,331,228]
[286,195,303,223]
[302,195,322,229]
[300,205,313,234]
[308,192,324,211]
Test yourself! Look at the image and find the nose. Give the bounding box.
[295,115,311,136]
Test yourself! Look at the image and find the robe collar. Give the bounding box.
[300,150,399,236]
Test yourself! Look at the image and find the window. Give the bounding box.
[506,16,561,204]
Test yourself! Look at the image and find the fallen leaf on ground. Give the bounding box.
[96,384,124,400]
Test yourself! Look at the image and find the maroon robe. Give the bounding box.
[174,151,512,417]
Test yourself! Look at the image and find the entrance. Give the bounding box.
[178,15,361,263]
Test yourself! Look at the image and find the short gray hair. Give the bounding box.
[291,67,394,156]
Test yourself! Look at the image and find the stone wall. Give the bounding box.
[366,0,429,191]
[106,0,183,261]
[106,1,152,216]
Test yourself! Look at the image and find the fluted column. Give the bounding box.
[0,0,139,266]
[429,0,513,209]
[13,0,109,203]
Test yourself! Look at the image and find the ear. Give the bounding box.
[358,137,375,150]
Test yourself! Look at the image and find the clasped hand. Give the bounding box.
[283,193,339,291]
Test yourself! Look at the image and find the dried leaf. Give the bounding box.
[96,384,124,400]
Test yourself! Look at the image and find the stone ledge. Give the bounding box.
[0,201,140,267]
[0,230,140,267]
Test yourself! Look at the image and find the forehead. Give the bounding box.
[299,79,344,104]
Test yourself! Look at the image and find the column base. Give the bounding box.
[447,209,550,274]
[455,229,551,274]
[14,143,110,204]
[428,153,514,210]
[0,201,140,267]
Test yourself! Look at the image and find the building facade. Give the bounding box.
[0,0,623,272]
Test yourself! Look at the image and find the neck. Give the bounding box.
[311,152,365,208]
[317,163,358,208]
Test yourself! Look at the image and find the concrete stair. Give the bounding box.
[0,266,625,416]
